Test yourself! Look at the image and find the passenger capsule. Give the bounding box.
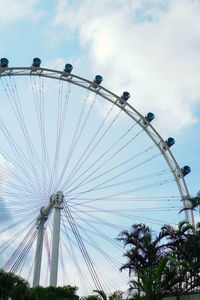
[64,64,73,73]
[94,75,103,85]
[0,58,9,68]
[194,197,200,205]
[121,91,130,101]
[32,58,41,68]
[181,165,191,177]
[165,137,175,148]
[145,112,155,123]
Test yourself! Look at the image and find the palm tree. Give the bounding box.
[93,290,107,300]
[161,221,200,295]
[118,222,200,299]
[179,191,200,215]
[118,223,166,300]
[93,290,124,300]
[109,290,124,300]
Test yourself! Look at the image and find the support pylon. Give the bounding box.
[33,218,45,287]
[33,192,64,287]
[50,191,64,287]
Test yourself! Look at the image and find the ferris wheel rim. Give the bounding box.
[0,65,194,226]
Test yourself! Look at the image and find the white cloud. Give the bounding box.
[44,57,81,71]
[43,57,67,71]
[0,0,41,23]
[54,0,200,134]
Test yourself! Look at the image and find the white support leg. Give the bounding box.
[33,191,64,288]
[49,192,63,287]
[32,194,55,287]
[33,220,44,287]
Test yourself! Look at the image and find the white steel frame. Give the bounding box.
[0,66,195,286]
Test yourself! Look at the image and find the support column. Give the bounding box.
[50,191,64,287]
[33,219,45,287]
[32,195,55,287]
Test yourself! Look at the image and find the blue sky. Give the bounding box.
[0,0,200,296]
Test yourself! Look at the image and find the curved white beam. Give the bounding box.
[0,67,194,226]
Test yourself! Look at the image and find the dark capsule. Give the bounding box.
[181,165,191,177]
[64,64,73,73]
[165,137,175,148]
[94,75,103,85]
[32,58,41,68]
[0,58,9,68]
[193,197,200,205]
[145,112,155,123]
[121,91,130,101]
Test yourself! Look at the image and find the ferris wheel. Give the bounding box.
[0,57,194,295]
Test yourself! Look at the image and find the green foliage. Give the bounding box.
[128,294,146,300]
[84,295,99,300]
[0,269,79,300]
[0,269,30,300]
[88,290,125,300]
[109,290,124,300]
[93,290,107,300]
[30,284,79,299]
[179,191,200,214]
[119,221,200,300]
